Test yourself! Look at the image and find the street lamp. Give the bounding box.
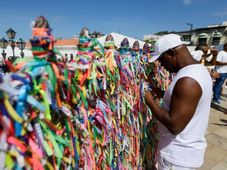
[0,28,26,63]
[6,28,16,39]
[17,38,26,58]
[0,38,8,61]
[187,23,193,45]
[6,27,16,61]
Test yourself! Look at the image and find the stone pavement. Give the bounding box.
[199,87,227,170]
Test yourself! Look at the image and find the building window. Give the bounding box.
[212,37,220,46]
[198,33,208,45]
[182,35,191,42]
[212,32,222,46]
[198,38,207,45]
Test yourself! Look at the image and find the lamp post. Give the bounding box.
[187,23,193,45]
[6,27,16,61]
[0,28,26,63]
[17,38,26,58]
[0,38,8,61]
[0,38,9,73]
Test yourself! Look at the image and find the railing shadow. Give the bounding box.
[211,102,227,114]
[211,119,227,126]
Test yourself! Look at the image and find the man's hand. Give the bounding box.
[211,70,220,79]
[144,77,164,99]
[210,48,218,56]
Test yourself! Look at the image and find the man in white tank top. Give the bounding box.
[146,34,212,170]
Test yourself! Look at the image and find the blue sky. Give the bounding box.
[0,0,227,41]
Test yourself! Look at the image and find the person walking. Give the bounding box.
[212,43,227,104]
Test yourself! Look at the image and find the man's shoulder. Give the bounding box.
[219,50,227,55]
[217,51,227,62]
[176,64,212,86]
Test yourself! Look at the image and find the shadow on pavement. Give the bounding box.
[210,119,227,126]
[220,119,227,123]
[222,94,227,98]
[211,123,227,126]
[211,102,227,114]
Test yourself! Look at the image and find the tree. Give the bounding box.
[154,31,169,35]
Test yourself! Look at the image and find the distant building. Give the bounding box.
[144,21,227,48]
[143,34,162,44]
[54,38,78,57]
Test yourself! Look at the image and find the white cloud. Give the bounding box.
[183,0,192,5]
[52,16,65,22]
[29,21,35,29]
[214,11,227,16]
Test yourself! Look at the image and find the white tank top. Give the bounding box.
[158,64,213,167]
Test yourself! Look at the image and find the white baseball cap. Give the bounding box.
[149,34,184,63]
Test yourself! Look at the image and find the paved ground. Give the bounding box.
[199,87,227,170]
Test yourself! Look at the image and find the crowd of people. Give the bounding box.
[190,43,227,104]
